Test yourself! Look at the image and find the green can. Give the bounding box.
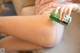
[50,9,72,25]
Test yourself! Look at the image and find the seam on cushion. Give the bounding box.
[23,4,35,7]
[21,0,35,7]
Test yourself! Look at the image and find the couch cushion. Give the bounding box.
[21,0,35,7]
[21,6,35,15]
[12,0,35,15]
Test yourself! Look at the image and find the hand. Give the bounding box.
[54,3,78,21]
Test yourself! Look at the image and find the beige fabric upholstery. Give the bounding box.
[21,0,35,7]
[21,6,35,16]
[12,0,35,15]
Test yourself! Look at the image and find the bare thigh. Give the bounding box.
[0,36,42,50]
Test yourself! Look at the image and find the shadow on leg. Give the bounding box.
[0,36,43,50]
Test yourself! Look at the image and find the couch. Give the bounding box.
[12,0,35,15]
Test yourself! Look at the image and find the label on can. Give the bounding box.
[50,9,72,25]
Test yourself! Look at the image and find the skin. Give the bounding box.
[0,36,42,50]
[54,3,79,21]
[0,0,80,52]
[0,0,62,52]
[0,14,58,50]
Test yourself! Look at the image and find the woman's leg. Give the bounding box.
[0,36,42,50]
[0,15,64,47]
[0,15,58,47]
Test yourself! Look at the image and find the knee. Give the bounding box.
[40,34,63,48]
[39,37,55,47]
[54,22,64,46]
[40,22,64,47]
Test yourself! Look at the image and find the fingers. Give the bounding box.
[54,6,60,14]
[68,6,73,16]
[54,4,73,21]
[59,6,65,20]
[62,6,68,21]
